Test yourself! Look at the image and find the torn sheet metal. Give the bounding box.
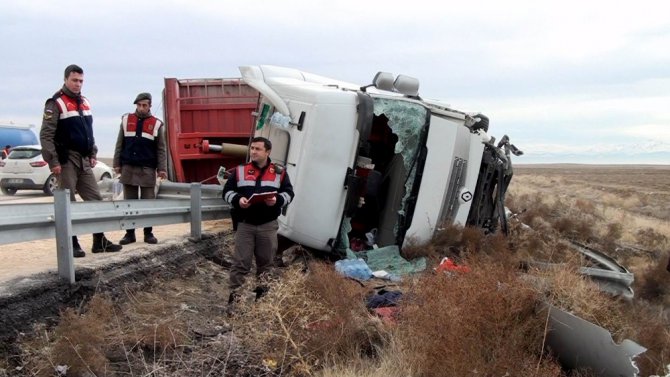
[525,260,634,299]
[546,305,646,377]
[567,241,635,299]
[568,241,630,273]
[578,266,634,299]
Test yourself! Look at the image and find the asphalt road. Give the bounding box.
[0,190,53,204]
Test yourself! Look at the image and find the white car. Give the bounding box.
[0,145,114,196]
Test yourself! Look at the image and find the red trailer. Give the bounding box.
[162,78,259,183]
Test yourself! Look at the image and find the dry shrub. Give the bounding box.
[402,224,507,264]
[601,222,623,252]
[635,252,670,306]
[315,336,415,377]
[623,304,670,376]
[400,236,435,260]
[396,256,562,377]
[635,227,669,251]
[304,262,385,358]
[512,192,603,243]
[427,223,463,254]
[431,224,495,254]
[508,224,573,263]
[551,214,597,243]
[574,199,596,217]
[515,193,556,225]
[20,295,115,377]
[120,289,189,353]
[230,264,379,376]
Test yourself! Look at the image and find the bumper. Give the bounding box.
[0,177,43,189]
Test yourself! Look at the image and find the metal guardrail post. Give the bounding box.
[190,183,202,240]
[53,190,75,284]
[1,182,230,284]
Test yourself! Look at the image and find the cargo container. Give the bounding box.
[162,78,259,183]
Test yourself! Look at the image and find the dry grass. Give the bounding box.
[229,263,383,376]
[18,295,115,376]
[315,337,415,377]
[8,165,670,376]
[396,254,562,377]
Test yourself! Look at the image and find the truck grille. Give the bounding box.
[439,157,467,225]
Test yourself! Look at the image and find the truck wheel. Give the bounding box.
[1,187,17,196]
[43,174,58,195]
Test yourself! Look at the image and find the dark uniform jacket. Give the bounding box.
[40,86,98,169]
[113,112,167,187]
[223,159,294,226]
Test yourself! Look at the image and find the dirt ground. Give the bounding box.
[0,219,232,293]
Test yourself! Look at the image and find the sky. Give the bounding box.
[1,0,669,164]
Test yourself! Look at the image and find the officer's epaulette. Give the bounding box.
[51,90,64,100]
[272,163,284,174]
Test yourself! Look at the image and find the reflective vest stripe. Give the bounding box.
[236,164,282,188]
[237,165,255,187]
[122,114,162,140]
[279,192,292,207]
[55,97,92,119]
[224,191,237,204]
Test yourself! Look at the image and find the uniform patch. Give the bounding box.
[43,109,53,120]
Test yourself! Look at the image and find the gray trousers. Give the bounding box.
[59,160,103,245]
[229,220,278,290]
[123,184,156,234]
[58,162,102,201]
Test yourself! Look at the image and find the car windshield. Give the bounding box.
[9,149,41,159]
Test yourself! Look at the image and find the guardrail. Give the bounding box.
[0,182,230,284]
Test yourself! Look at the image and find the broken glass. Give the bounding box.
[373,98,428,234]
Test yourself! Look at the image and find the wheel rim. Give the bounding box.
[46,176,58,193]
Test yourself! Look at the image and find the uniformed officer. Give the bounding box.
[40,64,122,257]
[113,92,168,245]
[223,136,294,306]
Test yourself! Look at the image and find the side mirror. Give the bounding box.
[393,74,419,97]
[372,72,395,92]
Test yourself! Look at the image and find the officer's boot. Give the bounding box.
[143,227,157,244]
[91,233,122,253]
[119,230,136,245]
[72,236,86,258]
[254,285,269,301]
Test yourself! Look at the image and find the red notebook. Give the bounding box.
[247,191,277,205]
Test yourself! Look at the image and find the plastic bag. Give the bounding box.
[335,258,373,280]
[112,178,123,200]
[269,112,291,128]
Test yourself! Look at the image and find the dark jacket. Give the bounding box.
[40,86,98,168]
[223,159,294,226]
[118,113,163,169]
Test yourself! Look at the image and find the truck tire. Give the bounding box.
[1,187,17,196]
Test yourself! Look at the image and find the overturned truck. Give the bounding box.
[237,65,520,255]
[234,67,649,376]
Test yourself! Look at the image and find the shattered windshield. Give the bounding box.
[373,98,426,165]
[373,97,427,216]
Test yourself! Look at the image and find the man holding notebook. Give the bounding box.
[223,136,294,305]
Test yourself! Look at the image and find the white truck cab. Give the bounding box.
[240,65,519,254]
